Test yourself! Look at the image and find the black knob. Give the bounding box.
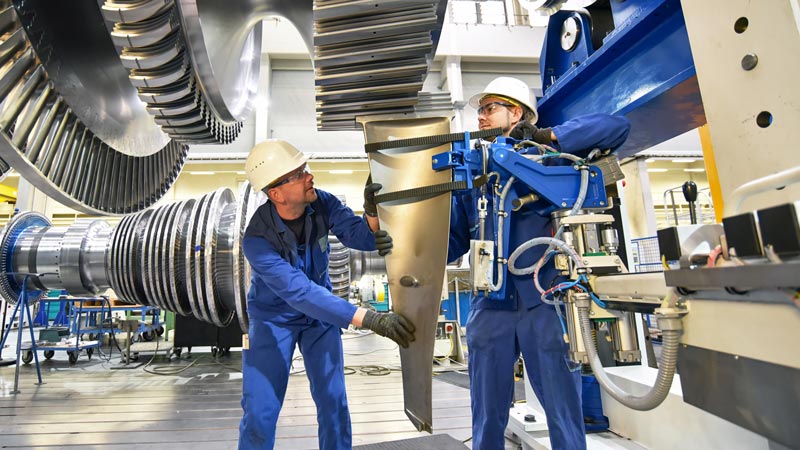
[682,181,698,203]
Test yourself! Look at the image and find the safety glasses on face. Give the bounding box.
[271,164,311,188]
[477,101,515,117]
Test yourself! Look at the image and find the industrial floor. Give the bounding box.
[1,326,641,450]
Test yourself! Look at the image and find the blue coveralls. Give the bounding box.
[239,189,377,450]
[448,114,631,450]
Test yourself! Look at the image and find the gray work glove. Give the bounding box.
[362,310,416,348]
[363,176,381,217]
[510,121,553,144]
[374,230,393,256]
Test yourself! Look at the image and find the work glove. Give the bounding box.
[363,176,381,217]
[374,230,393,256]
[510,121,553,144]
[362,310,416,348]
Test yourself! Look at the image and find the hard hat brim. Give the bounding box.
[266,156,310,189]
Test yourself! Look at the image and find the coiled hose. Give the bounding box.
[577,291,682,410]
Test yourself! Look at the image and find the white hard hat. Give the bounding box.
[245,139,309,191]
[468,77,538,123]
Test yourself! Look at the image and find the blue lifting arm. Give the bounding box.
[434,135,608,215]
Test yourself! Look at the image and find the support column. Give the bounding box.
[254,37,272,143]
[443,56,465,131]
[15,178,48,214]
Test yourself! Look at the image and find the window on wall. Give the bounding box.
[449,0,533,26]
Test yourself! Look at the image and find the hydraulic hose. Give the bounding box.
[491,176,515,292]
[508,236,584,277]
[508,167,589,278]
[577,290,682,410]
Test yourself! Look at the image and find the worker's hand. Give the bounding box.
[363,176,381,217]
[510,122,553,144]
[374,229,393,256]
[362,310,416,348]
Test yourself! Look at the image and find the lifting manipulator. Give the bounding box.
[432,131,608,300]
[432,130,685,411]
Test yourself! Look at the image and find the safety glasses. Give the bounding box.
[477,101,515,117]
[271,164,310,188]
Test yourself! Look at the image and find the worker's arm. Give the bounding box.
[551,114,631,156]
[320,190,378,252]
[243,235,359,329]
[244,235,411,345]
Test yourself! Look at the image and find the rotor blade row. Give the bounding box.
[102,0,243,145]
[106,188,240,329]
[313,0,449,130]
[0,6,187,214]
[0,182,378,334]
[328,235,351,299]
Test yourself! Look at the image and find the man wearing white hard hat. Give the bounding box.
[449,77,631,450]
[238,140,415,450]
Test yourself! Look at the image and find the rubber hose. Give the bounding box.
[577,305,679,410]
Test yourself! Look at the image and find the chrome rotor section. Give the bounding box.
[0,2,187,213]
[0,183,390,330]
[0,211,49,305]
[0,185,259,331]
[313,0,449,130]
[107,187,241,328]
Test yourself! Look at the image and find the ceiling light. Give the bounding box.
[683,168,705,172]
[672,158,696,163]
[6,173,19,177]
[189,171,215,175]
[645,158,656,163]
[329,170,354,174]
[236,171,246,175]
[647,168,669,173]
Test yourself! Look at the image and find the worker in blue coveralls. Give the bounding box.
[448,77,630,450]
[239,139,416,450]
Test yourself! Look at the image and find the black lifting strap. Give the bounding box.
[364,127,503,153]
[367,127,502,203]
[374,180,469,204]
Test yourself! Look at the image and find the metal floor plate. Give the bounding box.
[354,434,469,450]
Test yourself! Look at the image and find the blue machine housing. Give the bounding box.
[538,0,705,158]
[434,133,607,300]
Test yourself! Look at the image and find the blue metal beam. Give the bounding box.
[537,0,705,158]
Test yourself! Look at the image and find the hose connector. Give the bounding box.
[654,307,686,331]
[512,193,539,211]
[573,292,591,308]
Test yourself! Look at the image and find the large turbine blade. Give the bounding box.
[360,115,453,432]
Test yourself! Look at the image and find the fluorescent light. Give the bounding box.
[683,168,705,172]
[647,168,669,173]
[236,171,246,175]
[329,170,353,175]
[188,171,215,175]
[645,158,656,163]
[5,173,19,177]
[672,158,696,163]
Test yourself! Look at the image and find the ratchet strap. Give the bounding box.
[374,180,468,204]
[364,127,503,153]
